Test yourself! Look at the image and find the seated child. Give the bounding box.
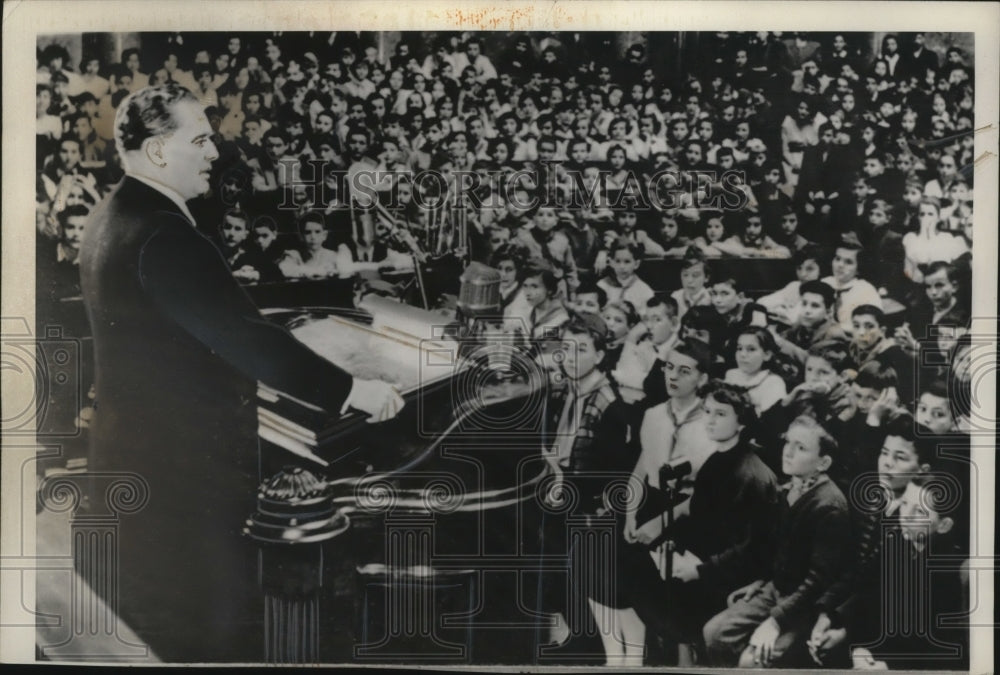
[542,311,642,666]
[758,244,824,326]
[702,414,851,668]
[679,304,730,378]
[614,296,679,403]
[915,373,963,435]
[598,240,655,309]
[719,211,792,259]
[607,206,666,257]
[601,299,640,376]
[756,339,857,475]
[834,360,899,489]
[821,239,882,333]
[708,264,768,353]
[772,280,847,365]
[631,381,779,652]
[896,260,970,366]
[849,304,915,405]
[491,243,535,335]
[516,204,579,297]
[571,276,608,315]
[810,471,968,671]
[654,213,692,258]
[772,206,812,253]
[246,215,286,283]
[278,213,346,279]
[806,410,938,667]
[692,212,733,258]
[521,257,570,357]
[725,326,788,415]
[670,246,712,320]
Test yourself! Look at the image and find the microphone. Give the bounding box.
[659,459,692,483]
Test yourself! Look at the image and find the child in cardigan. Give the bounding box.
[702,415,851,668]
[725,326,787,415]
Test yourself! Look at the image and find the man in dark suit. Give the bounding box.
[78,83,402,662]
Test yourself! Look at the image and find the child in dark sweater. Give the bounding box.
[809,473,968,671]
[626,381,779,660]
[807,411,938,668]
[702,414,851,668]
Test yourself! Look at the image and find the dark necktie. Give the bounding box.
[833,285,848,320]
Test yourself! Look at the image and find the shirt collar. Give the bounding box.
[656,333,678,360]
[56,243,79,264]
[569,369,607,400]
[932,299,957,324]
[129,173,197,226]
[668,395,703,426]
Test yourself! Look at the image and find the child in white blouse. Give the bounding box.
[725,326,787,414]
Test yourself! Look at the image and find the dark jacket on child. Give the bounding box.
[711,475,851,628]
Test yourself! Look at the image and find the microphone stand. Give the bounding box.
[661,465,675,581]
[645,464,692,580]
[375,201,430,310]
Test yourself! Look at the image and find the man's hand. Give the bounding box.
[748,616,781,667]
[343,378,405,422]
[672,549,703,582]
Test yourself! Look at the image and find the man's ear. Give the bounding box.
[935,516,954,535]
[818,453,833,473]
[144,138,166,167]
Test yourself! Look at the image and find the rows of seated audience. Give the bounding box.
[36,30,975,669]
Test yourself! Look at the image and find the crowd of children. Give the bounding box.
[35,30,975,668]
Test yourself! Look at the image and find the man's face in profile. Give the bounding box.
[152,101,219,200]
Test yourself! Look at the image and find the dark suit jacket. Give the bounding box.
[79,176,353,662]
